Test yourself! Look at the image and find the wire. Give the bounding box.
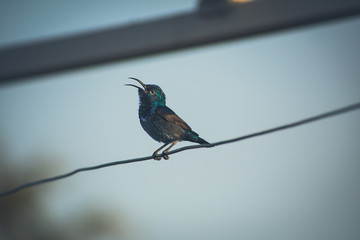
[1,102,360,198]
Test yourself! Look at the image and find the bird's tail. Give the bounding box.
[197,137,210,145]
[186,131,211,145]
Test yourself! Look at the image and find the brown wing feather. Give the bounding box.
[155,106,192,131]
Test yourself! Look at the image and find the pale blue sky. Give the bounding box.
[0,0,195,46]
[1,1,360,240]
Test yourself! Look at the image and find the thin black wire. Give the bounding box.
[1,102,360,198]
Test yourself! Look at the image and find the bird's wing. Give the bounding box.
[155,106,192,131]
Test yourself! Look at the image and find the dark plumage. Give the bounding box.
[126,77,210,160]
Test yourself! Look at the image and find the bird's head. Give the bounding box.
[125,77,166,107]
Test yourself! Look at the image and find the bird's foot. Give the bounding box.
[152,153,162,161]
[161,152,169,160]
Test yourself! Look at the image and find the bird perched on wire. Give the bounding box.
[126,77,211,160]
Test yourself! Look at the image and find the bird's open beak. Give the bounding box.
[125,77,147,92]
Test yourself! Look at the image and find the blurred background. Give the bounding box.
[1,1,360,240]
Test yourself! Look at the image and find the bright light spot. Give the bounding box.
[228,0,254,3]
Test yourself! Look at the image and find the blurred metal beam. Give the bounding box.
[0,0,360,83]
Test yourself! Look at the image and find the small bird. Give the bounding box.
[126,77,210,160]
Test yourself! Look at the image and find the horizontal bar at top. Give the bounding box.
[0,0,360,83]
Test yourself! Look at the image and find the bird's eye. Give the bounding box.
[149,90,156,95]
